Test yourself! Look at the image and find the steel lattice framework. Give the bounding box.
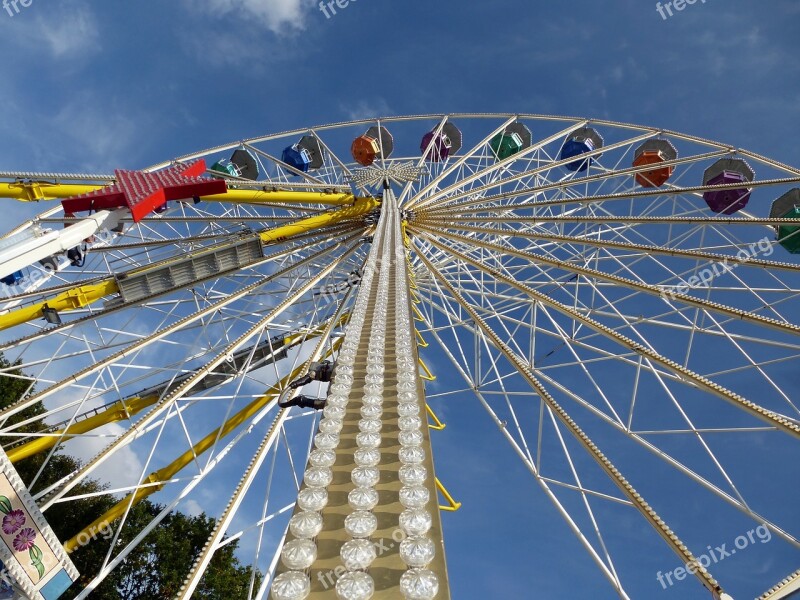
[0,114,797,599]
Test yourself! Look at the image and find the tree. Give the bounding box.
[0,353,260,599]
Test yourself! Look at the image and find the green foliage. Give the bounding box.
[0,353,260,599]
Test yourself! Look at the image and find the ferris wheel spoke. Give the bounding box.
[413,224,800,337]
[418,129,657,213]
[414,244,728,598]
[178,288,348,598]
[419,147,728,215]
[0,235,360,424]
[4,309,343,463]
[411,233,800,439]
[0,226,361,353]
[405,115,521,210]
[409,118,587,211]
[63,352,317,556]
[68,399,303,600]
[417,278,799,547]
[423,173,800,219]
[441,223,800,274]
[37,241,358,513]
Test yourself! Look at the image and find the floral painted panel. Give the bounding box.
[0,475,58,586]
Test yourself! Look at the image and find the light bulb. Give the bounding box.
[348,486,379,511]
[351,466,380,488]
[319,419,343,434]
[399,485,430,509]
[354,448,380,467]
[303,467,333,488]
[330,383,350,395]
[309,448,336,468]
[326,396,349,409]
[399,536,436,568]
[397,392,418,403]
[314,432,340,450]
[344,511,378,538]
[281,539,317,570]
[397,403,419,417]
[398,430,424,447]
[361,405,383,419]
[289,511,324,539]
[340,538,377,571]
[400,508,432,537]
[399,446,425,464]
[356,432,381,449]
[362,395,383,407]
[397,371,416,383]
[323,405,347,420]
[270,571,310,600]
[398,416,422,431]
[297,488,328,511]
[358,418,382,434]
[400,569,439,600]
[335,571,374,600]
[398,464,427,486]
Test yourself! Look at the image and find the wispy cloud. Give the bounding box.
[0,0,100,59]
[189,0,316,33]
[340,99,394,121]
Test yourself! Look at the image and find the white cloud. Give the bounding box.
[183,499,204,517]
[37,3,99,58]
[190,0,316,33]
[51,95,141,170]
[63,423,145,492]
[0,89,150,175]
[340,98,394,122]
[0,0,100,59]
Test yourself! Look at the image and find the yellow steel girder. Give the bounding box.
[63,339,341,553]
[0,279,119,332]
[0,181,358,206]
[258,196,379,244]
[6,317,347,463]
[0,198,377,332]
[6,395,157,463]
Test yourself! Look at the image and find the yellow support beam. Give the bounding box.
[63,338,342,553]
[418,357,436,381]
[0,195,374,333]
[426,404,446,431]
[9,319,344,463]
[435,477,461,512]
[7,395,157,463]
[411,303,425,322]
[0,279,119,332]
[258,196,379,244]
[401,221,412,247]
[0,181,360,207]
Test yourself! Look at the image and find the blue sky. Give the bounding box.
[0,1,799,598]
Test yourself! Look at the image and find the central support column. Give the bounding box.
[272,188,450,599]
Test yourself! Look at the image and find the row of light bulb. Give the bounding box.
[270,202,388,600]
[391,209,439,600]
[329,202,397,599]
[272,198,438,599]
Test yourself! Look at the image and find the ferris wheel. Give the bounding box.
[0,113,798,599]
